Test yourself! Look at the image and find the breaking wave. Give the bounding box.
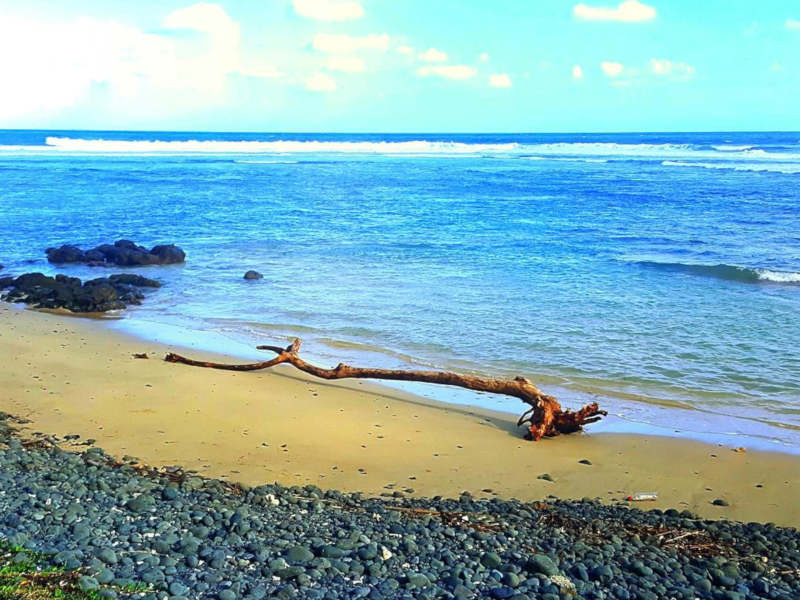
[711,145,755,151]
[662,160,800,174]
[515,143,800,161]
[0,138,797,167]
[38,137,521,154]
[632,261,800,284]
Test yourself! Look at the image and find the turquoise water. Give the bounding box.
[0,130,798,451]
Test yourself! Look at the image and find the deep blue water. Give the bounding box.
[1,130,798,451]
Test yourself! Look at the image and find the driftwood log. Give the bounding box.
[164,339,606,440]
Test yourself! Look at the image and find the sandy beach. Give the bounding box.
[1,303,797,528]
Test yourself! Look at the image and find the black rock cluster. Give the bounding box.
[46,240,185,267]
[0,272,161,312]
[0,423,797,600]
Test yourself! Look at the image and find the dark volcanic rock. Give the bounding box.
[46,239,185,267]
[44,244,86,263]
[150,244,186,264]
[0,272,161,312]
[243,270,263,280]
[108,274,162,288]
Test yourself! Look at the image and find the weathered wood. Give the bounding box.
[164,338,606,440]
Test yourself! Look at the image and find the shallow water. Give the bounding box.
[1,130,798,451]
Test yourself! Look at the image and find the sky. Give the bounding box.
[0,0,799,132]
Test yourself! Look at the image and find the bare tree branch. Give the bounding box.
[164,338,606,440]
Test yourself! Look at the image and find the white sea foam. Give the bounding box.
[522,142,800,161]
[712,144,754,151]
[523,156,609,163]
[37,137,520,155]
[0,138,798,164]
[524,142,697,157]
[756,269,800,283]
[662,160,800,174]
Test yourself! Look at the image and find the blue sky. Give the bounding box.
[1,0,798,132]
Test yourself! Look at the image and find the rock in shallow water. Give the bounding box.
[46,239,186,266]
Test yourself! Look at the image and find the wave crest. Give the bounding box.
[662,160,800,174]
[632,261,800,285]
[0,138,795,165]
[39,137,520,155]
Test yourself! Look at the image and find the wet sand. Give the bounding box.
[1,303,797,527]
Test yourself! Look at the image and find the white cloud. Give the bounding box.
[573,1,656,22]
[293,0,364,21]
[786,19,800,30]
[419,47,448,62]
[326,55,365,72]
[480,53,490,62]
[305,72,336,91]
[770,62,783,71]
[489,73,512,88]
[600,61,625,77]
[597,58,695,84]
[312,33,390,54]
[0,3,281,122]
[162,3,240,80]
[572,64,584,79]
[396,45,414,55]
[650,58,694,78]
[416,65,477,80]
[239,64,284,78]
[163,3,238,37]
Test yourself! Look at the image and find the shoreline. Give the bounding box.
[4,262,797,454]
[107,308,800,455]
[1,303,798,527]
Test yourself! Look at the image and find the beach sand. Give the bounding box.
[1,303,797,527]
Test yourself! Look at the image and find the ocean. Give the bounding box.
[0,130,798,452]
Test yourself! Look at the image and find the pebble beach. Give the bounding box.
[2,414,800,600]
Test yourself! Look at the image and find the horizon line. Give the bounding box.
[2,128,800,136]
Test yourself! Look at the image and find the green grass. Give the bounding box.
[0,544,87,599]
[0,541,150,599]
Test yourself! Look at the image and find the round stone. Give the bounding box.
[527,555,558,576]
[481,552,503,569]
[287,546,314,564]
